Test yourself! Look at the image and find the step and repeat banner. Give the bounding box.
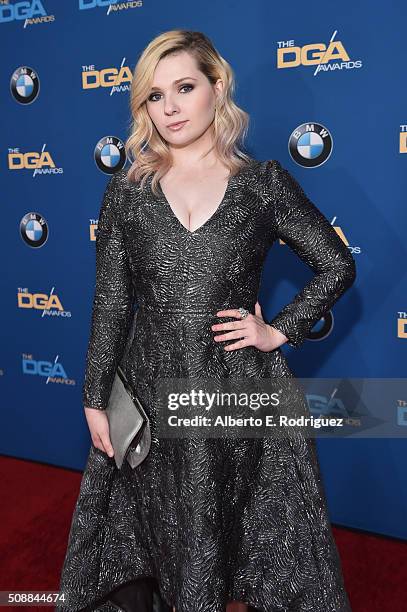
[1,1,406,539]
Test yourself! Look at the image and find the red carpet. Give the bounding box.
[0,454,405,611]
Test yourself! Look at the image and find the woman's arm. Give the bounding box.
[260,159,356,349]
[82,170,136,409]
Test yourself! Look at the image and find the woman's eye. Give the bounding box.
[148,84,194,102]
[179,84,194,93]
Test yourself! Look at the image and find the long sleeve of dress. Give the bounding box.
[82,170,136,409]
[260,159,356,348]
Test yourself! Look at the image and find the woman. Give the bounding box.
[57,30,356,612]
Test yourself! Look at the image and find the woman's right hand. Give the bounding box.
[84,407,114,458]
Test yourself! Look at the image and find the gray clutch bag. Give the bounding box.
[106,364,151,470]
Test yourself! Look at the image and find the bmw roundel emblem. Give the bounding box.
[20,213,49,247]
[10,66,40,105]
[307,311,334,342]
[94,136,127,174]
[288,122,333,167]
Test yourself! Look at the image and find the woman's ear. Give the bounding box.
[214,78,224,100]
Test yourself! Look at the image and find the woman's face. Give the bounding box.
[146,50,222,149]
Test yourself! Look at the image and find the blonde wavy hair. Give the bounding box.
[124,29,251,195]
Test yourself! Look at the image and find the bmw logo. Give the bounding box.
[307,311,334,342]
[94,136,127,174]
[288,122,333,167]
[10,66,40,104]
[20,213,49,247]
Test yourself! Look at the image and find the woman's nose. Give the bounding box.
[164,97,180,116]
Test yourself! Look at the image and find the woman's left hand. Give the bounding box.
[212,301,288,352]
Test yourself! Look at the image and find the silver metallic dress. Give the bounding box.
[57,158,356,612]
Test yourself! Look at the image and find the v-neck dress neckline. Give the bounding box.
[152,159,256,235]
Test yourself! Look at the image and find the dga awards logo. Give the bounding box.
[20,212,49,248]
[397,313,407,339]
[277,30,362,74]
[279,214,360,255]
[94,136,127,173]
[10,66,40,104]
[82,58,132,93]
[331,217,361,255]
[22,353,75,387]
[79,0,142,14]
[399,125,407,153]
[17,287,71,318]
[288,122,333,167]
[8,145,63,175]
[0,0,55,26]
[89,216,101,241]
[397,400,407,426]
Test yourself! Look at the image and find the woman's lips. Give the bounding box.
[167,120,188,131]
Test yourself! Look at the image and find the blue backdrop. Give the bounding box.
[1,0,406,540]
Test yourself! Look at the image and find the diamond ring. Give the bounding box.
[238,307,249,319]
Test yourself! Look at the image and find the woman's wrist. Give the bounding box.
[267,324,289,346]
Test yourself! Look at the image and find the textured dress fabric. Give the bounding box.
[57,158,356,612]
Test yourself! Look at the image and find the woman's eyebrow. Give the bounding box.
[150,76,198,91]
